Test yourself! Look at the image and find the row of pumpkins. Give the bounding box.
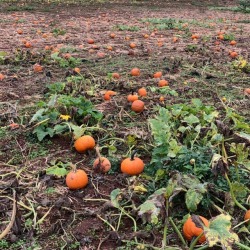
[66,135,144,190]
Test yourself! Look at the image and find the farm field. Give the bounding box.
[0,0,250,249]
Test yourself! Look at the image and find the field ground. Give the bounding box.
[0,0,250,249]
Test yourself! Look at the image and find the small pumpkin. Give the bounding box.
[138,87,147,97]
[74,135,95,153]
[112,73,120,79]
[153,71,162,78]
[183,215,209,244]
[244,210,250,224]
[110,33,116,38]
[66,164,88,190]
[127,94,139,102]
[0,73,6,81]
[93,146,111,173]
[130,42,136,49]
[158,79,168,87]
[131,68,140,76]
[131,100,144,113]
[229,51,238,58]
[243,88,250,95]
[33,63,43,73]
[87,38,95,44]
[230,40,237,46]
[121,151,145,175]
[104,90,117,101]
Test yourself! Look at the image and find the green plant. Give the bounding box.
[52,27,66,36]
[51,52,81,68]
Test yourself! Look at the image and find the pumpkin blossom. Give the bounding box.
[60,114,71,121]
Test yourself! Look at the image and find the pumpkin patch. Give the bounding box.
[0,1,249,249]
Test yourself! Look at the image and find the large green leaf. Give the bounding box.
[204,214,239,250]
[46,161,69,177]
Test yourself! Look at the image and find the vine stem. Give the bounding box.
[162,199,169,248]
[189,232,203,250]
[0,189,16,239]
[169,217,187,247]
[235,242,250,250]
[221,141,247,211]
[224,173,247,211]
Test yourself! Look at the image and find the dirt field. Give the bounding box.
[0,0,249,249]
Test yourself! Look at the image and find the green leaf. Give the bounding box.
[33,126,54,141]
[204,214,239,250]
[0,51,8,57]
[46,162,69,177]
[183,114,200,124]
[30,108,47,123]
[185,186,205,212]
[167,139,182,158]
[191,98,203,108]
[110,188,121,208]
[231,182,248,200]
[54,124,68,134]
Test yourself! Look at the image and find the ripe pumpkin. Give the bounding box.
[159,96,165,102]
[17,29,23,34]
[230,40,237,46]
[129,42,136,49]
[112,73,120,79]
[191,34,199,39]
[74,135,95,153]
[138,87,147,97]
[74,67,81,74]
[33,63,43,73]
[153,71,162,78]
[244,210,250,224]
[244,88,250,95]
[66,166,88,190]
[127,94,139,102]
[87,38,95,44]
[229,51,238,58]
[104,90,117,101]
[183,216,209,244]
[110,33,116,38]
[0,73,5,81]
[131,68,140,77]
[158,79,168,87]
[131,100,144,113]
[121,151,145,175]
[93,157,111,173]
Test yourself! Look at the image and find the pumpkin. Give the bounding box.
[74,67,81,74]
[0,73,6,81]
[93,146,111,173]
[243,88,250,95]
[230,40,237,46]
[104,90,117,101]
[244,210,250,224]
[66,165,88,190]
[74,135,95,153]
[138,88,147,97]
[121,151,144,175]
[112,73,120,79]
[131,100,144,113]
[129,42,136,49]
[110,33,116,38]
[33,63,43,73]
[229,51,238,58]
[127,94,139,102]
[158,79,168,87]
[153,71,162,78]
[87,38,95,44]
[183,215,209,244]
[131,68,140,76]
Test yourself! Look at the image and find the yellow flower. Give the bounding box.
[60,114,71,121]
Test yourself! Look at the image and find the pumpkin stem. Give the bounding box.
[95,146,103,163]
[69,163,77,172]
[130,150,137,161]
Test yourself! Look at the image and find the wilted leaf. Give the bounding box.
[137,188,166,224]
[231,182,248,200]
[204,214,239,250]
[211,153,229,176]
[110,188,121,208]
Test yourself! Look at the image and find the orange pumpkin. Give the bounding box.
[244,210,250,224]
[74,135,95,153]
[131,100,144,113]
[121,151,144,175]
[229,51,238,58]
[66,166,88,190]
[33,63,43,73]
[183,216,209,244]
[138,87,147,97]
[230,40,237,46]
[0,73,5,81]
[158,79,168,87]
[129,42,136,49]
[127,94,139,102]
[244,88,250,95]
[131,68,140,76]
[153,71,162,78]
[93,157,111,173]
[112,73,120,79]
